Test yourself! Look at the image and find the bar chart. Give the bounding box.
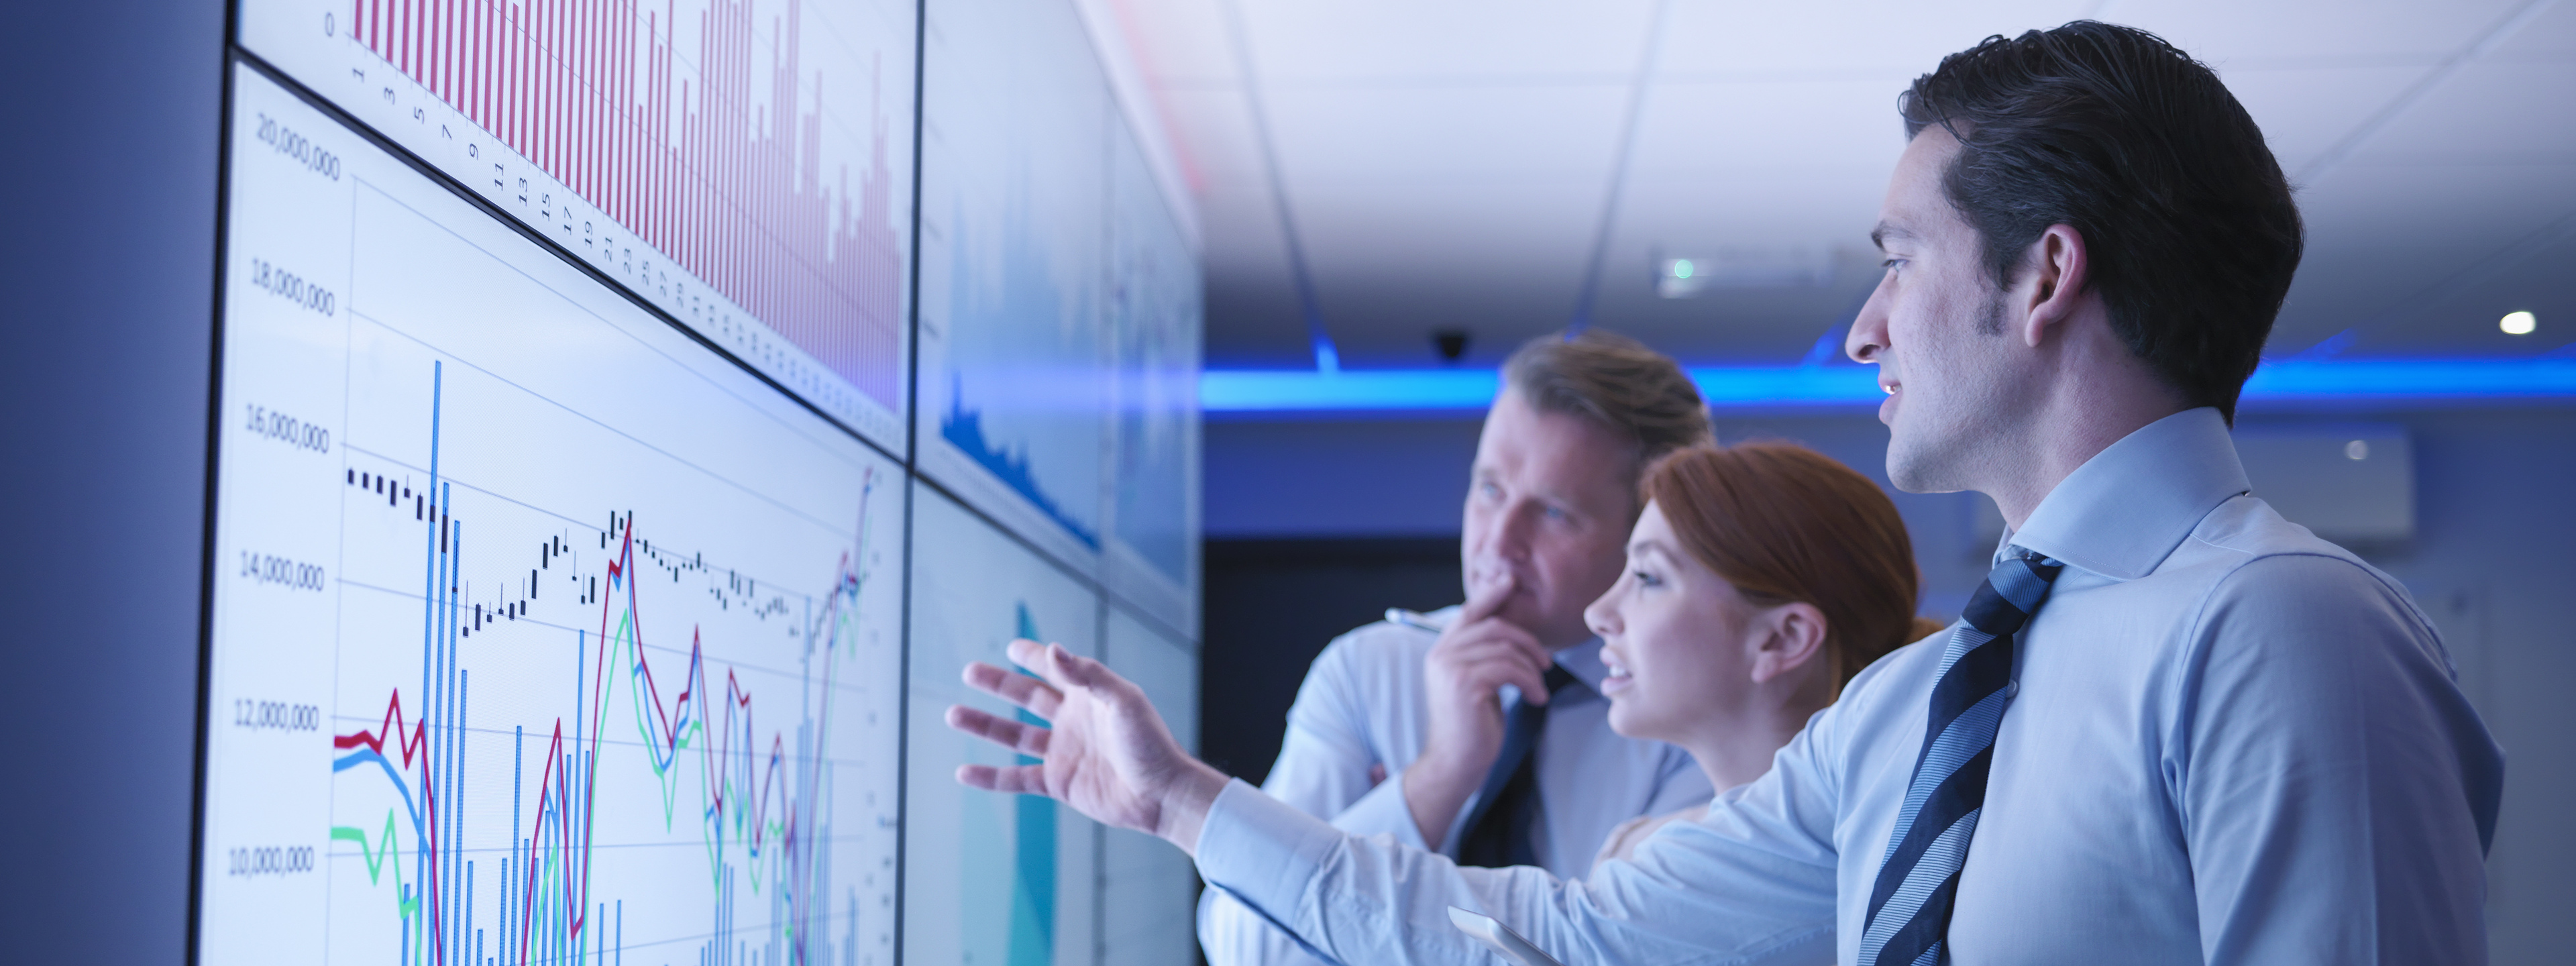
[237,0,917,445]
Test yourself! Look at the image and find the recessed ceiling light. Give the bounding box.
[1657,258,1709,299]
[2500,311,2536,335]
[2345,440,2369,461]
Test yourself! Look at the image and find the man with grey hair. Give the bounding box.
[1197,329,1718,966]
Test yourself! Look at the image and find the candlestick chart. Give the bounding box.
[201,66,904,966]
[235,0,918,445]
[325,401,885,966]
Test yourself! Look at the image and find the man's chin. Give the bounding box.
[1884,433,1945,496]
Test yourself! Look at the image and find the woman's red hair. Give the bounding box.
[1640,442,1941,692]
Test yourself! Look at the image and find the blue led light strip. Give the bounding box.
[1203,358,2576,413]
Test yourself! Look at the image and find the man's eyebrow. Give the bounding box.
[1870,222,1915,251]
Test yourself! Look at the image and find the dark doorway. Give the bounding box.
[1197,536,1462,784]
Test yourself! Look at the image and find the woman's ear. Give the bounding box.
[1749,602,1829,685]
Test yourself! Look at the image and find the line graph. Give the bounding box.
[201,67,903,966]
[325,372,883,965]
[237,0,917,444]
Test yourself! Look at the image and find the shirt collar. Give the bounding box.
[1552,637,1609,694]
[1999,407,2251,581]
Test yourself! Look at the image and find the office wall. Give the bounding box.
[1205,405,2576,963]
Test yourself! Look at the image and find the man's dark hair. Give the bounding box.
[1502,329,1711,475]
[1902,21,2303,422]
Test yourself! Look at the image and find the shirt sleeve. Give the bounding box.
[1200,631,1423,966]
[2176,553,2506,965]
[1195,708,1847,966]
[1200,728,1428,966]
[1258,636,1385,818]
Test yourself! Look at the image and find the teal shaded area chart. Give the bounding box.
[904,488,1101,966]
[914,0,1113,572]
[913,0,1202,635]
[1010,605,1061,966]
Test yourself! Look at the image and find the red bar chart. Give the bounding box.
[240,0,916,443]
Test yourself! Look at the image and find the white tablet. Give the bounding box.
[1448,906,1568,966]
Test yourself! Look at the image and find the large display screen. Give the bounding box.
[200,2,1202,965]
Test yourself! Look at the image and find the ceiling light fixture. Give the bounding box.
[1658,258,1709,299]
[1655,248,1840,299]
[2501,311,2536,335]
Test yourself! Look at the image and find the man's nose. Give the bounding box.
[1847,278,1892,364]
[1487,503,1542,561]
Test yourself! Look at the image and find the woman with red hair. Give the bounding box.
[1583,441,1943,867]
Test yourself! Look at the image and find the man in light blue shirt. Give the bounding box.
[1197,330,1717,965]
[948,21,2504,965]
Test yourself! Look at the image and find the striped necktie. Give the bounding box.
[1858,549,2063,966]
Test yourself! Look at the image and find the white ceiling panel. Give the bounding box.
[2344,60,2576,162]
[1625,76,1915,180]
[1618,172,1894,252]
[1193,186,1289,276]
[2216,64,2432,176]
[1238,0,1659,83]
[2099,0,2529,66]
[1657,0,2095,78]
[1263,85,1632,184]
[1155,87,1269,188]
[2300,159,2576,260]
[2488,0,2576,58]
[1289,181,1603,282]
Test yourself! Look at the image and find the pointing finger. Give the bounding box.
[1006,638,1099,696]
[957,763,1049,795]
[1012,639,1122,700]
[964,658,1065,719]
[946,704,1053,757]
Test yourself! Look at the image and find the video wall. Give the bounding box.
[198,2,1202,965]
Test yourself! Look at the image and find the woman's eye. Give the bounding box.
[1881,258,1905,271]
[1542,506,1568,522]
[1633,570,1662,588]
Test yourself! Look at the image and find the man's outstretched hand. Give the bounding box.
[948,639,1231,855]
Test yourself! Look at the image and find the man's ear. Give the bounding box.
[1750,602,1829,684]
[2015,223,2092,349]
